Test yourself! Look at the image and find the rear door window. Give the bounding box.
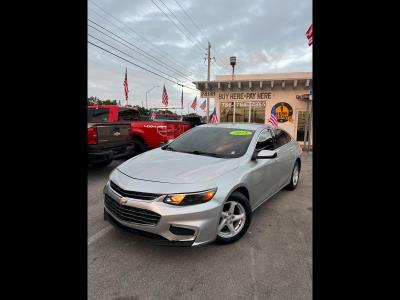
[118,109,139,121]
[88,108,109,122]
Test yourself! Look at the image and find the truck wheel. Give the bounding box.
[132,138,146,154]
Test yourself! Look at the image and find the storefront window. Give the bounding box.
[235,102,250,123]
[296,111,311,142]
[250,101,266,123]
[220,102,234,122]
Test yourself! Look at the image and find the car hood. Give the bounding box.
[117,148,240,184]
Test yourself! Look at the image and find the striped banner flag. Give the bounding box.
[200,99,206,111]
[306,24,313,46]
[161,84,169,106]
[268,107,278,128]
[191,96,197,110]
[123,68,129,105]
[210,107,218,124]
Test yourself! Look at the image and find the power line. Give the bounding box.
[88,19,195,82]
[173,0,207,40]
[89,0,191,73]
[172,0,231,73]
[150,0,204,53]
[157,0,204,49]
[88,34,194,87]
[88,14,193,80]
[88,41,198,91]
[88,23,194,84]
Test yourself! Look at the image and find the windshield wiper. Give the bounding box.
[187,150,223,158]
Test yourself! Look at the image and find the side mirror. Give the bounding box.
[252,149,278,160]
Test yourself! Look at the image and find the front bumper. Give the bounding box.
[103,181,223,246]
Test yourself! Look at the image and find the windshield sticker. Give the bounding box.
[229,130,253,136]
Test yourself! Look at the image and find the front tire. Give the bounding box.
[215,191,252,245]
[286,161,300,190]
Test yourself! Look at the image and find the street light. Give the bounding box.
[145,85,160,109]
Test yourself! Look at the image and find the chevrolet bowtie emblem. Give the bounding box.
[117,197,128,205]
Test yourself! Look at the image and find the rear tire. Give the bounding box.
[286,161,300,190]
[132,138,146,155]
[215,191,252,245]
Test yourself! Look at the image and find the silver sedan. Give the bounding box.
[103,123,302,246]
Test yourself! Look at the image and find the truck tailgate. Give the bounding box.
[89,122,131,149]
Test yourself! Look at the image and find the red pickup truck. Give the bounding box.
[88,105,191,154]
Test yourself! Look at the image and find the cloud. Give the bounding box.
[88,0,312,116]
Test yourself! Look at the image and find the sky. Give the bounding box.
[88,0,312,116]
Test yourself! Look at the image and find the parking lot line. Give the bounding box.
[88,225,113,246]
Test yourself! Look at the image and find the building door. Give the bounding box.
[296,110,311,143]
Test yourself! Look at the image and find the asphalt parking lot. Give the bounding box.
[88,153,312,300]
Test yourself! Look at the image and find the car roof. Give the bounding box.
[200,123,272,131]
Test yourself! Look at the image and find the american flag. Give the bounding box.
[180,89,183,108]
[306,24,313,46]
[123,68,129,105]
[200,99,206,111]
[191,96,197,110]
[210,107,218,124]
[268,107,278,128]
[162,84,169,106]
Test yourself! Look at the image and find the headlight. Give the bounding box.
[164,189,217,206]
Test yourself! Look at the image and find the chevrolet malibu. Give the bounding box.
[103,123,302,246]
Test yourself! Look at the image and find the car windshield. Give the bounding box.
[164,126,255,158]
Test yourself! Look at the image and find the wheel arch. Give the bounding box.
[296,157,301,171]
[225,185,250,206]
[131,134,147,150]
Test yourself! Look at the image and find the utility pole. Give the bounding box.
[206,41,211,123]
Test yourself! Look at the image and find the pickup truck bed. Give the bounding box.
[88,121,134,167]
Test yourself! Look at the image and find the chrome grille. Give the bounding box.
[104,194,161,225]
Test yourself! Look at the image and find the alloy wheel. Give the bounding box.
[292,165,299,186]
[217,200,247,238]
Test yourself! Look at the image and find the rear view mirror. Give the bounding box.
[252,149,277,160]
